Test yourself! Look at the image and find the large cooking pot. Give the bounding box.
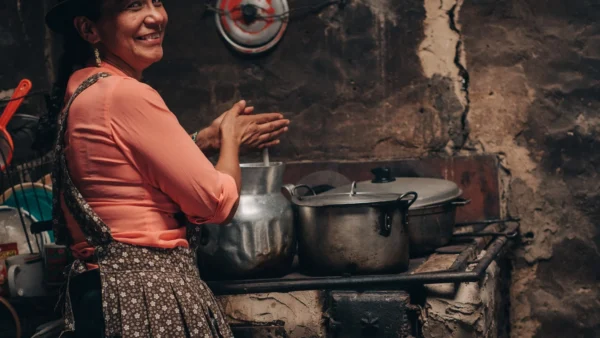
[198,162,295,279]
[285,183,417,275]
[324,167,470,256]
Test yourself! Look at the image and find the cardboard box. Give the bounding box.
[0,243,18,296]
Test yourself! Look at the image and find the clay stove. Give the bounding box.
[206,155,518,338]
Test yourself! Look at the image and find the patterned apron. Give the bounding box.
[51,73,234,338]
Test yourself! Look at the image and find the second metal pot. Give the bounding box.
[407,198,469,256]
[286,184,417,275]
[325,168,470,257]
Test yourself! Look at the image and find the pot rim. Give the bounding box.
[290,190,418,208]
[324,177,463,209]
[240,162,285,168]
[408,197,471,211]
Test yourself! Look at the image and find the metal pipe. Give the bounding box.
[207,270,481,295]
[454,217,520,227]
[472,233,509,275]
[207,249,495,295]
[447,244,476,271]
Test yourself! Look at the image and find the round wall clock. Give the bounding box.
[214,0,290,54]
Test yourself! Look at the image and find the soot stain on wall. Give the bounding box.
[144,0,468,161]
[460,0,600,336]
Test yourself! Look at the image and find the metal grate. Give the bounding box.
[206,219,520,295]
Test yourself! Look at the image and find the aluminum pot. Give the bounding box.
[198,162,295,279]
[285,183,417,275]
[325,167,470,256]
[406,198,469,255]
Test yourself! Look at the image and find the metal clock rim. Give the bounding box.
[214,0,290,54]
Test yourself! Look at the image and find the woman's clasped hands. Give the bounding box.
[195,100,290,155]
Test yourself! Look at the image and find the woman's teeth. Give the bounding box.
[137,33,160,40]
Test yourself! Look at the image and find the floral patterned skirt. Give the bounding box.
[94,242,233,338]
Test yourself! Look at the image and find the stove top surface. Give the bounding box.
[206,220,519,295]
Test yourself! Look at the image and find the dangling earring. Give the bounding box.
[94,48,102,67]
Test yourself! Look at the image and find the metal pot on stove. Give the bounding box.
[198,162,296,279]
[285,183,417,275]
[324,167,470,256]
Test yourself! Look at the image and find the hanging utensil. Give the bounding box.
[0,79,33,170]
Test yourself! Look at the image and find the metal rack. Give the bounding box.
[0,150,53,254]
[207,220,519,295]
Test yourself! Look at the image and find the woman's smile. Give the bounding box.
[135,32,161,41]
[93,0,168,77]
[134,31,163,45]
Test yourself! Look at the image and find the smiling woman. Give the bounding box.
[42,0,290,337]
[74,0,168,78]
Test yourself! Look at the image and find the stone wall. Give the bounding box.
[145,0,469,161]
[0,0,597,336]
[460,0,600,336]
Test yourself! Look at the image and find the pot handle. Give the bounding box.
[379,210,394,237]
[282,184,316,199]
[397,191,418,209]
[450,198,471,206]
[379,192,418,237]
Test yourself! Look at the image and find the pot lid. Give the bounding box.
[296,170,352,192]
[215,0,289,54]
[323,168,462,209]
[288,183,418,207]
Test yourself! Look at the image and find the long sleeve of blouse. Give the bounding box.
[108,77,239,225]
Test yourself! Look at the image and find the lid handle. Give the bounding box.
[349,181,357,196]
[371,167,396,183]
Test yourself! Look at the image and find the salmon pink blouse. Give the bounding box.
[61,63,238,260]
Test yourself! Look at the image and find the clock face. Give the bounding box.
[215,0,289,54]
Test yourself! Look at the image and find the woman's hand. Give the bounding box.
[194,101,289,155]
[218,100,249,146]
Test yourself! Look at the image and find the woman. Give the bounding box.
[43,0,289,337]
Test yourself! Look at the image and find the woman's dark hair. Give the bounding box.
[33,2,103,153]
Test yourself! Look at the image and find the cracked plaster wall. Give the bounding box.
[142,0,467,161]
[218,291,326,337]
[421,260,508,338]
[459,0,600,336]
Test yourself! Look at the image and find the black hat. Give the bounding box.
[45,0,97,34]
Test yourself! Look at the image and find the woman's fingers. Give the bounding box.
[243,106,254,114]
[232,111,290,150]
[252,119,289,146]
[258,119,290,133]
[230,100,247,116]
[258,139,281,149]
[251,112,285,124]
[241,125,288,149]
[257,126,288,144]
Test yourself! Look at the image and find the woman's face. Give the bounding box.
[95,0,168,73]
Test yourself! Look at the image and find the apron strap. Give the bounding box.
[52,72,113,334]
[52,72,114,247]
